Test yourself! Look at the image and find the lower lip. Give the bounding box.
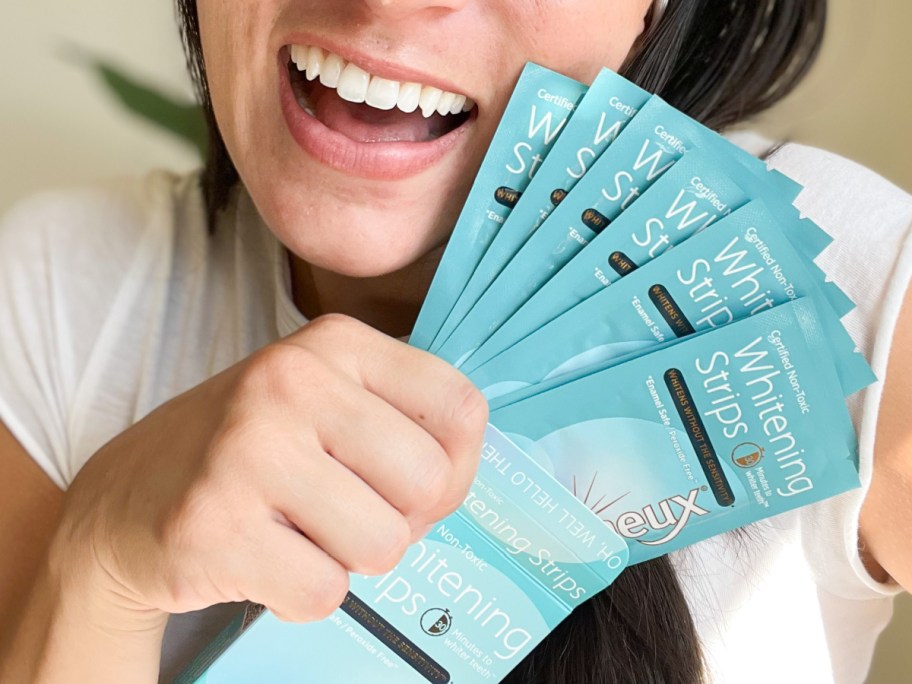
[278,56,474,179]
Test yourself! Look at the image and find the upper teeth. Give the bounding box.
[290,45,474,118]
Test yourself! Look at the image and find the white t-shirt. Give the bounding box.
[0,144,910,683]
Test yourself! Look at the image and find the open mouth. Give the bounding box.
[286,44,476,145]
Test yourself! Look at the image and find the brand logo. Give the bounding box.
[607,489,711,547]
[420,608,452,637]
[731,442,764,468]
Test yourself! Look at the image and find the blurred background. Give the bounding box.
[1,1,909,680]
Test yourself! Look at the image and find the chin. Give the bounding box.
[263,188,452,278]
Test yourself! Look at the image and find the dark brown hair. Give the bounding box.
[173,1,826,681]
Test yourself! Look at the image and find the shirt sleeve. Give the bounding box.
[767,144,912,600]
[0,181,155,489]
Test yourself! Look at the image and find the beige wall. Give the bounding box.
[0,2,197,210]
[0,0,909,680]
[758,2,912,193]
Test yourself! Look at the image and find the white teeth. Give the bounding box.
[449,94,467,115]
[366,77,400,110]
[290,44,472,118]
[436,92,456,116]
[397,82,422,114]
[305,46,324,81]
[419,87,443,118]
[320,52,344,89]
[337,63,371,103]
[290,45,307,69]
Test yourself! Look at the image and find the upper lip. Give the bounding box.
[282,34,475,101]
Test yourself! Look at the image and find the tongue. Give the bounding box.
[309,82,447,143]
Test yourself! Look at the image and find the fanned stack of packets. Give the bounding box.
[179,64,874,684]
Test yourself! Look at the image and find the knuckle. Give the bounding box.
[306,563,350,621]
[406,447,451,514]
[241,344,324,401]
[358,515,412,576]
[305,313,362,344]
[440,484,471,519]
[446,376,489,436]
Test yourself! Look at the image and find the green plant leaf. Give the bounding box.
[71,47,208,160]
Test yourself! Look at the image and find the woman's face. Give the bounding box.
[198,0,652,277]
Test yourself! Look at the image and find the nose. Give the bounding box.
[361,0,469,19]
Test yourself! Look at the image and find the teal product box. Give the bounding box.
[469,201,873,399]
[410,63,588,350]
[489,299,864,565]
[429,69,650,349]
[177,426,629,683]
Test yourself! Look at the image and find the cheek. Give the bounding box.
[511,1,649,82]
[198,1,282,165]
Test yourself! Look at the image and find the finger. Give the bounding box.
[294,318,489,473]
[313,375,452,524]
[260,444,412,576]
[238,522,351,623]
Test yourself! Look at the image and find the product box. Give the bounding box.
[177,427,629,683]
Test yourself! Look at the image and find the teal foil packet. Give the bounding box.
[460,146,830,374]
[489,299,863,565]
[448,147,744,369]
[469,201,874,399]
[437,94,828,369]
[429,69,650,349]
[178,426,628,684]
[429,95,693,360]
[410,64,587,350]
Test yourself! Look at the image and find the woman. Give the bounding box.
[0,0,909,682]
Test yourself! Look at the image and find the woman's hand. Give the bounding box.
[23,314,487,681]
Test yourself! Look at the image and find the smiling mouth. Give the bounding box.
[286,44,476,144]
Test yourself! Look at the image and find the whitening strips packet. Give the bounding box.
[469,201,874,399]
[459,147,832,373]
[178,427,629,684]
[436,95,830,368]
[489,299,861,565]
[410,63,587,349]
[429,69,650,348]
[429,95,694,358]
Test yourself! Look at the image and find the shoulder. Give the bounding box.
[0,171,210,487]
[766,143,912,234]
[0,170,210,349]
[762,145,912,597]
[0,170,205,261]
[765,144,912,369]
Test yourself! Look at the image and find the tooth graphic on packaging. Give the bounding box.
[410,63,587,350]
